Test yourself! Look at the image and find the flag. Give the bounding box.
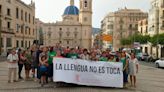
[102,34,113,42]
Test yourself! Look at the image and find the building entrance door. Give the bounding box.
[161,47,164,58]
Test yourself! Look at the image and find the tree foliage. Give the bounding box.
[149,33,164,45]
[120,33,164,46]
[121,38,132,45]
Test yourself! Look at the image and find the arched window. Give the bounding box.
[84,1,87,7]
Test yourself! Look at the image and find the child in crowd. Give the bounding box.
[39,55,48,87]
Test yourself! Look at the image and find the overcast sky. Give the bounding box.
[22,0,151,28]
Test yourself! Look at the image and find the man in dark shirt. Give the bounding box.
[36,46,43,79]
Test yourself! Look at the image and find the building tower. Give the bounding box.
[79,0,92,49]
[70,0,74,5]
[79,0,92,25]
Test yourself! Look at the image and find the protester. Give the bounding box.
[120,51,129,87]
[39,47,48,83]
[90,51,98,61]
[129,53,139,87]
[7,49,19,83]
[31,46,38,79]
[48,47,56,81]
[66,48,78,59]
[116,51,121,62]
[36,46,43,80]
[108,53,116,62]
[80,49,89,60]
[99,51,108,61]
[17,48,24,80]
[24,49,32,80]
[39,55,48,87]
[56,50,64,58]
[63,46,70,57]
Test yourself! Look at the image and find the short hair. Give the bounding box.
[83,49,88,52]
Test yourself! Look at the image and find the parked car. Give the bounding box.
[136,53,143,61]
[155,58,164,68]
[141,53,149,61]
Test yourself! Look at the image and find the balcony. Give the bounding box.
[5,15,12,20]
[1,27,14,34]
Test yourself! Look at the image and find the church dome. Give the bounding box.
[64,5,79,15]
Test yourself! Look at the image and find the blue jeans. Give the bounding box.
[37,66,41,79]
[123,71,128,83]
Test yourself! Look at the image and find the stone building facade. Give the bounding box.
[141,0,164,58]
[39,0,92,49]
[101,8,148,50]
[0,0,35,55]
[35,18,44,45]
[138,19,148,36]
[101,13,114,49]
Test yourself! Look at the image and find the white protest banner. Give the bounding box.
[53,58,123,88]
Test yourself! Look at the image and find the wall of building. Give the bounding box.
[142,0,164,58]
[0,0,35,56]
[39,0,92,49]
[101,8,148,51]
[138,19,148,35]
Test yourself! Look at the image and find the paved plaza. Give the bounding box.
[0,61,164,92]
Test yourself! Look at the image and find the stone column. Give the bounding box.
[2,35,7,56]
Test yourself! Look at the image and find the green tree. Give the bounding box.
[149,33,164,45]
[121,38,132,46]
[121,34,150,46]
[131,34,150,44]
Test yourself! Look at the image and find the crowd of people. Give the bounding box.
[6,43,139,88]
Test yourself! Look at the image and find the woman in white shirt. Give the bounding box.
[129,52,139,87]
[7,49,19,83]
